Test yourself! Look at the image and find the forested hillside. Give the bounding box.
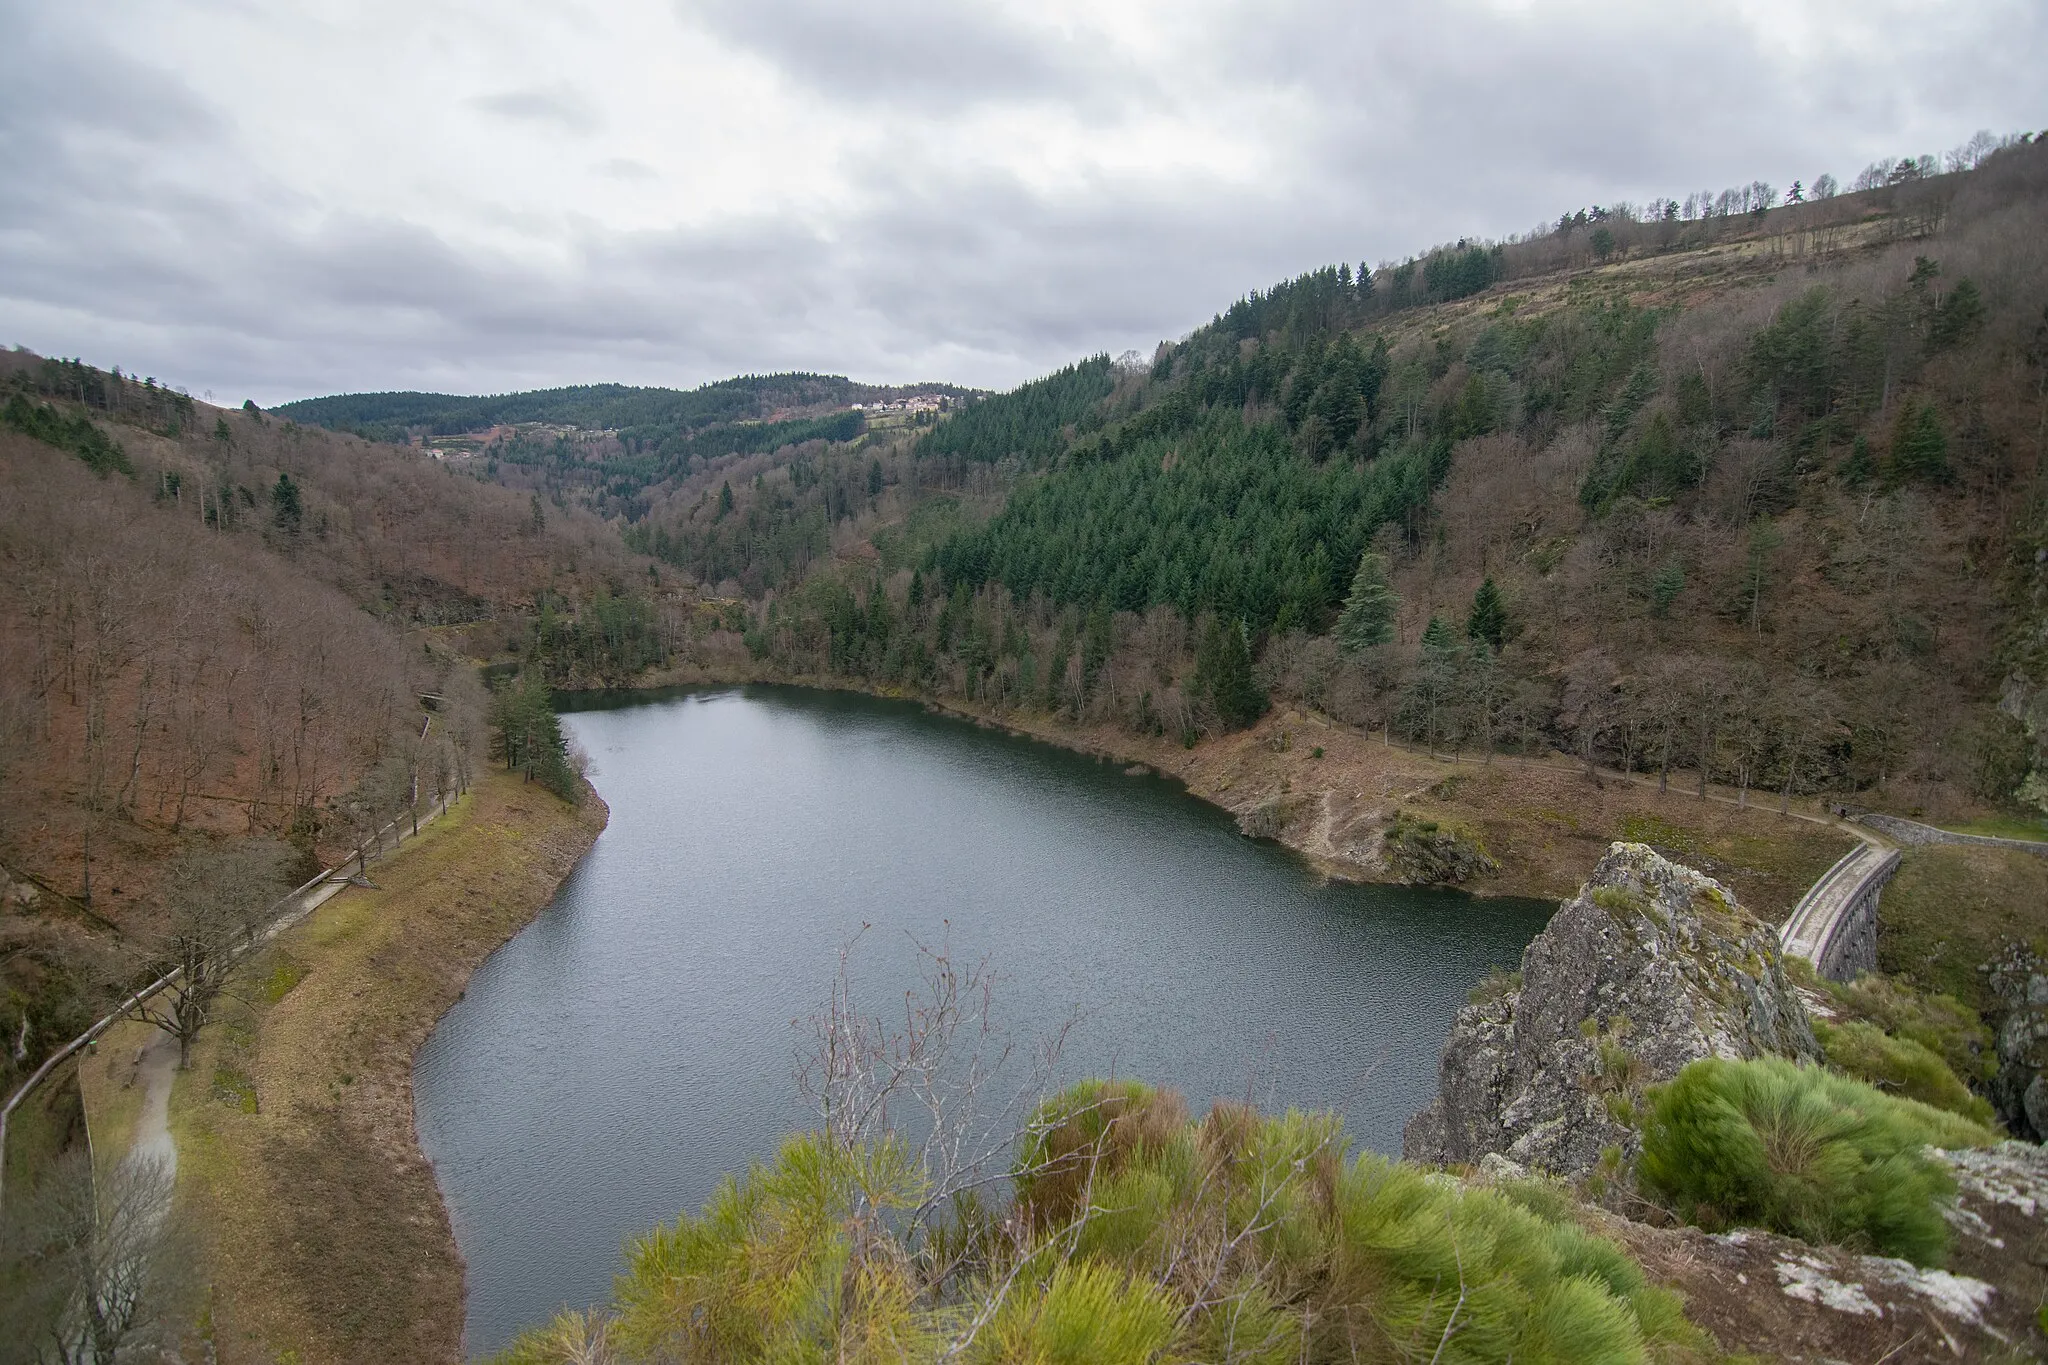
[0,353,686,1092]
[723,134,2048,824]
[11,130,2047,1102]
[277,374,983,530]
[273,374,977,443]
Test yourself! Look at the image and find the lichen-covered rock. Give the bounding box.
[1404,842,1819,1177]
[1607,1141,2048,1363]
[1237,794,1307,841]
[1379,808,1498,885]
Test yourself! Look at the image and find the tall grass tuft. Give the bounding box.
[1638,1057,1997,1266]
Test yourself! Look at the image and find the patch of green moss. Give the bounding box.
[262,951,308,1003]
[212,1063,259,1114]
[1383,808,1499,884]
[1618,813,1699,856]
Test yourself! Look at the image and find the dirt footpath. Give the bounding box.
[163,772,605,1365]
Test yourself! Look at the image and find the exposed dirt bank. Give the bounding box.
[154,772,604,1365]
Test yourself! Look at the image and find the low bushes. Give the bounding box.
[1815,1019,1997,1126]
[1815,970,1993,1081]
[1637,1056,1998,1266]
[495,1079,1714,1364]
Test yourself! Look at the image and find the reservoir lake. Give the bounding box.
[413,686,1551,1353]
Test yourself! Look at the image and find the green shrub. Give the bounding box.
[496,1080,1717,1364]
[1822,972,1993,1085]
[1815,1019,1997,1126]
[971,1261,1179,1365]
[1638,1057,1997,1266]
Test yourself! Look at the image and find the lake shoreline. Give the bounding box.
[569,661,1856,918]
[161,772,606,1365]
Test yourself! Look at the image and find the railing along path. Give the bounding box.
[0,793,453,1211]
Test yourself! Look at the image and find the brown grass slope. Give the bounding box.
[158,770,603,1365]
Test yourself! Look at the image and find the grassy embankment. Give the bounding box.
[81,770,605,1365]
[1880,842,2048,1017]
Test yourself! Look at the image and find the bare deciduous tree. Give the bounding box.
[0,1152,190,1365]
[125,839,294,1068]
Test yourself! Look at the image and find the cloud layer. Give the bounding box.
[0,0,2041,403]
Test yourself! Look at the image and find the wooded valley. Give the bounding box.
[5,132,2047,1108]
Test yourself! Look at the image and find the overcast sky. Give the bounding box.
[1,1,2041,404]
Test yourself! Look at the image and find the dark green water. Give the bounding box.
[414,686,1550,1353]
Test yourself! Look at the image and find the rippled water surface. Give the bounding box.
[414,686,1550,1353]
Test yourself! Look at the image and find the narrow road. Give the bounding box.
[130,1031,178,1180]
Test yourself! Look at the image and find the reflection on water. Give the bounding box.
[414,685,1550,1353]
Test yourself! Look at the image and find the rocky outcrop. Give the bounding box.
[1404,842,1819,1177]
[1379,808,1498,885]
[1985,944,2048,1141]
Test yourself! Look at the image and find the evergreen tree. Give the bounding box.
[1196,618,1267,730]
[1420,614,1457,652]
[1929,279,1985,351]
[1842,434,1875,485]
[1649,561,1686,618]
[1466,577,1507,650]
[867,457,884,500]
[717,480,735,517]
[1334,550,1398,653]
[487,673,580,803]
[270,472,303,533]
[1081,602,1113,692]
[1889,402,1949,483]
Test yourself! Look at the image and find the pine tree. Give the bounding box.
[1196,619,1267,730]
[1420,615,1457,652]
[1842,434,1875,485]
[1081,602,1113,692]
[1334,550,1398,653]
[1465,577,1507,650]
[270,472,303,533]
[488,673,580,803]
[1649,560,1686,618]
[1889,402,1949,483]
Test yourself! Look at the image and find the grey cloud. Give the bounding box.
[677,0,1138,114]
[595,157,657,180]
[468,86,604,135]
[0,10,221,147]
[3,1,2044,405]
